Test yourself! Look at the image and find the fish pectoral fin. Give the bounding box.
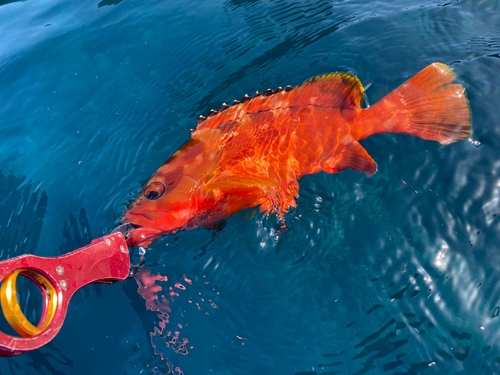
[207,175,280,194]
[207,175,297,220]
[323,141,378,177]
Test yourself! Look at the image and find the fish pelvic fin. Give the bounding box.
[356,63,472,144]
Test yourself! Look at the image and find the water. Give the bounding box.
[0,0,499,373]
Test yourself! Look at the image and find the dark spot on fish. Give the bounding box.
[275,86,283,93]
[232,100,240,106]
[198,115,207,123]
[345,321,355,328]
[285,85,293,91]
[427,322,434,328]
[370,278,379,282]
[208,109,218,117]
[482,346,491,353]
[403,312,415,318]
[220,103,229,111]
[253,91,261,98]
[263,88,274,96]
[388,282,395,287]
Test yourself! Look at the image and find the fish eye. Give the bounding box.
[144,181,166,201]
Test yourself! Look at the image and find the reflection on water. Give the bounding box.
[0,171,47,260]
[1,0,500,373]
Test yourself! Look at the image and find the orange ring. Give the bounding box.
[0,269,59,337]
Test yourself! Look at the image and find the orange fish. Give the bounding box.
[123,63,471,247]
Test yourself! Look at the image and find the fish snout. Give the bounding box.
[121,210,185,247]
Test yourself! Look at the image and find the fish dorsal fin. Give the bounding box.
[296,72,364,109]
[193,72,364,137]
[323,141,377,177]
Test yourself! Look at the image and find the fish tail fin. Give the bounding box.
[361,63,472,144]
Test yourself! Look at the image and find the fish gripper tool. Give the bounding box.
[0,233,130,356]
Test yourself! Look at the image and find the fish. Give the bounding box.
[122,63,472,247]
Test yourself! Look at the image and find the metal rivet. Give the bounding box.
[60,280,67,291]
[120,245,125,253]
[106,239,111,246]
[56,266,64,275]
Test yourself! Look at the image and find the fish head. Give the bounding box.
[122,134,221,247]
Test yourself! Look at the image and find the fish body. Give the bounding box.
[123,63,471,247]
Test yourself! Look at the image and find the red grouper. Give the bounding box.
[122,63,472,247]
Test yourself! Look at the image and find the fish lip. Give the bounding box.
[121,211,178,247]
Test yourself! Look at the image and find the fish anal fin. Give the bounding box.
[323,141,377,177]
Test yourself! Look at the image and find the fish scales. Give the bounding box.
[122,63,472,247]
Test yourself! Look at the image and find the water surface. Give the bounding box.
[1,0,499,374]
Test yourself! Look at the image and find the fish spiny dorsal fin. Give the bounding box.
[192,72,364,137]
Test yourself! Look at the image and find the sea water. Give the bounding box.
[1,0,500,374]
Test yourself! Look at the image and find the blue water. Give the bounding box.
[1,0,500,373]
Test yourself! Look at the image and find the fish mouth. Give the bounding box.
[121,211,178,247]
